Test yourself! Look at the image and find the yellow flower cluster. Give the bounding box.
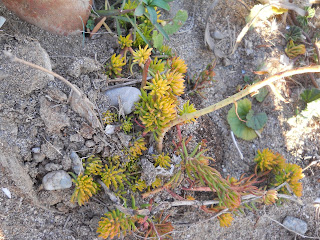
[101,164,126,190]
[254,148,285,172]
[154,153,171,169]
[128,138,147,159]
[144,72,170,98]
[102,111,118,125]
[218,213,234,227]
[171,56,187,74]
[108,54,126,76]
[273,163,304,197]
[133,45,153,66]
[136,90,177,138]
[97,209,136,239]
[71,174,99,206]
[119,34,133,49]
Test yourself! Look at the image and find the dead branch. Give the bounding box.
[3,51,103,129]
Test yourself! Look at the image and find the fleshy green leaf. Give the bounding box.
[227,98,258,140]
[300,88,320,103]
[151,0,170,11]
[246,110,267,130]
[146,6,158,24]
[255,87,269,102]
[134,4,145,16]
[163,10,188,35]
[152,30,164,49]
[154,22,170,40]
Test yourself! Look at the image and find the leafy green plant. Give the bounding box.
[120,116,133,133]
[285,40,306,59]
[254,149,304,197]
[97,208,137,239]
[227,98,267,140]
[153,152,171,168]
[285,26,302,42]
[300,88,320,103]
[84,155,103,176]
[70,173,99,206]
[297,6,315,28]
[106,54,126,77]
[101,164,126,190]
[102,110,118,125]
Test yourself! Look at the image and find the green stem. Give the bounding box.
[96,8,135,17]
[156,65,320,152]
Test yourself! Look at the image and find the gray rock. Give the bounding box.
[40,97,70,133]
[79,123,94,139]
[85,140,96,148]
[104,87,141,114]
[41,142,60,160]
[46,87,68,102]
[67,57,102,78]
[45,163,63,171]
[70,151,83,175]
[213,30,225,40]
[32,147,41,153]
[140,158,156,186]
[70,134,84,143]
[117,132,132,148]
[282,216,308,235]
[42,170,72,190]
[105,125,116,135]
[33,153,46,163]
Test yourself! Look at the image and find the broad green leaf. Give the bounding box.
[246,110,267,130]
[146,6,158,24]
[152,30,164,49]
[134,4,145,16]
[163,10,188,35]
[227,98,258,141]
[255,87,269,102]
[300,88,320,103]
[154,22,169,40]
[151,0,170,11]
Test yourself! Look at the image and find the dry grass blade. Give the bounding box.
[3,51,103,129]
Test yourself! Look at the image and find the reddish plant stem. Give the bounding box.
[141,58,151,89]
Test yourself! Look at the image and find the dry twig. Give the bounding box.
[3,51,102,129]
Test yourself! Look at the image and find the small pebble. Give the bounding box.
[213,30,225,40]
[32,147,41,153]
[33,153,46,163]
[104,87,141,114]
[105,125,116,135]
[70,151,83,175]
[45,163,62,171]
[42,170,72,190]
[85,140,96,148]
[1,187,11,199]
[282,216,308,235]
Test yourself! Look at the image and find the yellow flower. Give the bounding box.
[133,45,153,66]
[149,57,165,73]
[165,70,185,96]
[218,213,234,227]
[144,72,170,98]
[71,174,99,206]
[171,56,187,74]
[108,54,126,76]
[118,34,133,49]
[154,153,171,169]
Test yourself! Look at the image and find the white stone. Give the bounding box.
[42,170,72,190]
[105,125,116,135]
[104,87,141,114]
